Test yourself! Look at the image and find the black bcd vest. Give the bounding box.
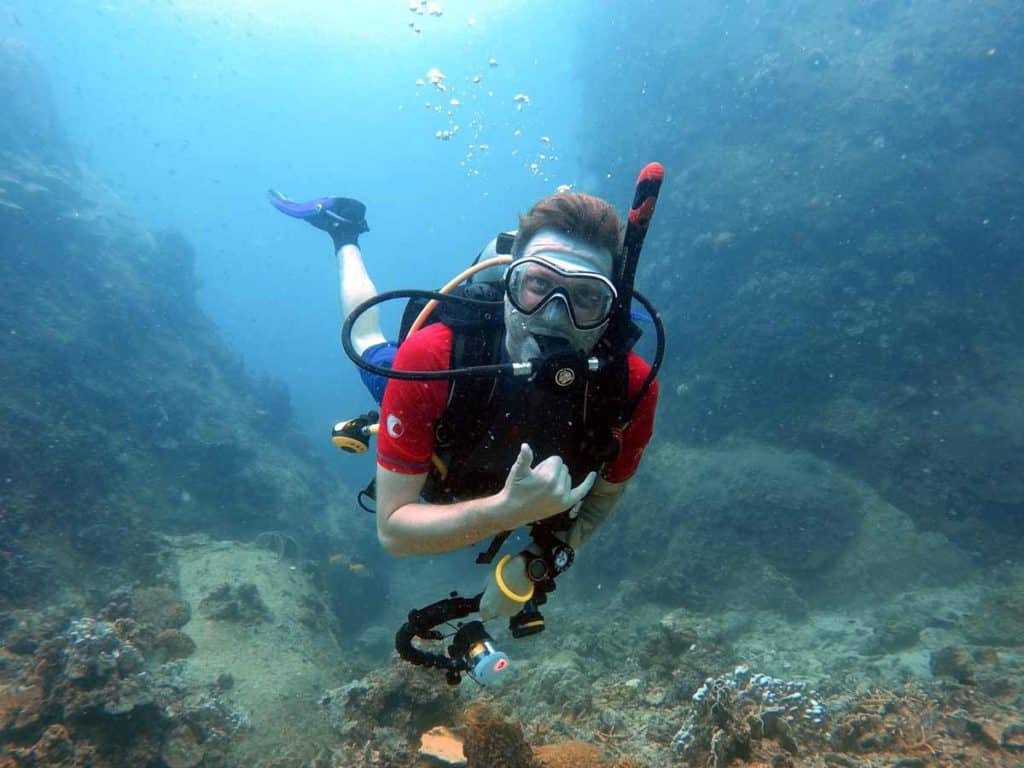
[398,282,632,514]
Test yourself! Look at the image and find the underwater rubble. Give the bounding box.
[256,538,1014,766]
[303,583,1024,765]
[665,670,1024,767]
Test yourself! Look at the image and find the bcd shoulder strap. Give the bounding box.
[434,316,505,450]
[398,280,504,344]
[414,280,506,450]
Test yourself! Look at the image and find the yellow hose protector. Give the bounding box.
[407,255,513,337]
[494,554,534,603]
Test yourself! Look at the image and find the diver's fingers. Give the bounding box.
[509,443,534,480]
[555,462,571,497]
[532,453,564,483]
[565,471,597,507]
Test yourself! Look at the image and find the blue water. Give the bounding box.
[4,0,588,464]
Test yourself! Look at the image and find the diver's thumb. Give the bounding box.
[509,443,534,480]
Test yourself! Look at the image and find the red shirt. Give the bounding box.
[377,323,658,484]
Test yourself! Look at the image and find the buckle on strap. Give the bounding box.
[475,530,511,565]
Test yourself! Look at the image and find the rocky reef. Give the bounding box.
[0,32,382,615]
[301,614,1024,767]
[0,32,382,768]
[0,38,72,166]
[555,2,1024,760]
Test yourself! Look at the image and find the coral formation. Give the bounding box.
[129,585,192,630]
[533,741,604,767]
[419,725,467,765]
[673,666,827,765]
[462,703,537,768]
[534,740,628,767]
[324,662,461,758]
[153,628,197,661]
[823,684,1024,767]
[0,602,240,768]
[199,583,270,623]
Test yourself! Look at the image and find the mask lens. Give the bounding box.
[506,258,616,329]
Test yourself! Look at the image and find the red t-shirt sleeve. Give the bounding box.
[376,324,452,474]
[602,353,659,483]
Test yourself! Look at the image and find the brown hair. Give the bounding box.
[512,192,623,281]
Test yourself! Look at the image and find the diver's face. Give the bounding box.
[503,228,615,363]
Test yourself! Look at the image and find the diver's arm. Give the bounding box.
[376,443,596,557]
[375,466,517,556]
[564,477,626,549]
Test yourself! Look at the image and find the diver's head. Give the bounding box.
[503,192,623,362]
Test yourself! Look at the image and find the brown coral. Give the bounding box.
[462,703,537,768]
[533,740,648,768]
[130,586,191,630]
[153,628,196,661]
[460,705,648,768]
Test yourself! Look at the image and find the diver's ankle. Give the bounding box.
[332,231,361,250]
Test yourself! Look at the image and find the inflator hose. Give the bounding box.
[342,287,665,400]
[407,255,512,336]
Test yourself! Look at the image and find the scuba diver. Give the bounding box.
[269,166,664,685]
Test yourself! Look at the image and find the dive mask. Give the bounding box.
[504,256,618,332]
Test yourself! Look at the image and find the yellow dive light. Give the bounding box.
[331,411,379,453]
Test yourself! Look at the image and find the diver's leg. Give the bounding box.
[338,242,387,355]
[268,190,389,357]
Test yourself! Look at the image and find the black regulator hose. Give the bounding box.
[342,289,515,381]
[342,287,665,389]
[628,290,665,416]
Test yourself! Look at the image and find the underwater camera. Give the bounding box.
[448,621,510,686]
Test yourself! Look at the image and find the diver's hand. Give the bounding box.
[479,554,532,620]
[498,444,596,529]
